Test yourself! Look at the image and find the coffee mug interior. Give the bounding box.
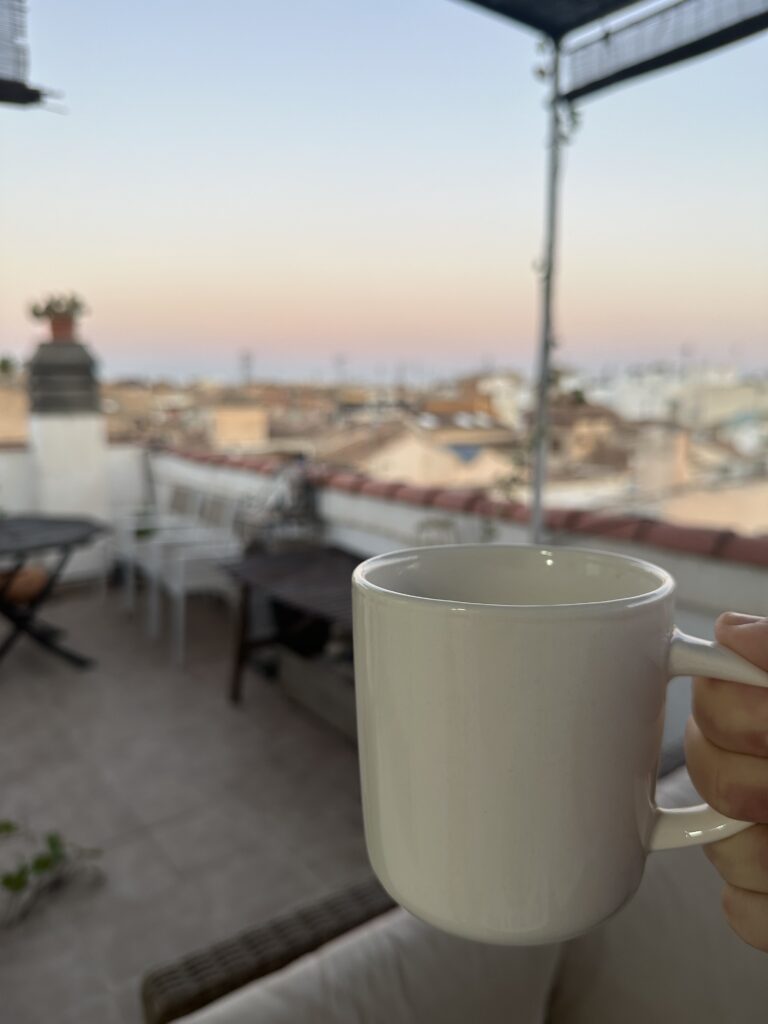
[355,545,671,608]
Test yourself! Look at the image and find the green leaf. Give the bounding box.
[46,833,65,863]
[0,820,18,836]
[31,853,55,874]
[1,866,30,893]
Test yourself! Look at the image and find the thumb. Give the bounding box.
[715,613,768,673]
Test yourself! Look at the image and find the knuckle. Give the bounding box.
[703,829,768,892]
[692,680,729,742]
[717,779,768,824]
[702,840,725,870]
[692,677,768,756]
[715,611,739,635]
[722,885,768,954]
[684,719,717,800]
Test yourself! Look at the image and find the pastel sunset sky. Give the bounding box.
[1,0,766,382]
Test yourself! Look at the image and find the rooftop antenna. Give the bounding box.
[239,350,253,387]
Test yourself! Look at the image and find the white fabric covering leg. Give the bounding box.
[176,770,768,1024]
[178,909,562,1024]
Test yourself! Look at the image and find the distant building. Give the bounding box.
[534,396,632,470]
[630,422,691,495]
[584,364,768,430]
[315,418,519,489]
[475,372,531,430]
[204,402,269,452]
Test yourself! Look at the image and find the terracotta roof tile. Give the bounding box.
[503,502,532,523]
[390,485,440,507]
[433,489,486,512]
[642,523,734,557]
[306,465,336,485]
[712,534,768,568]
[327,473,368,493]
[238,455,272,472]
[359,479,405,498]
[473,497,510,518]
[544,508,584,531]
[569,513,652,540]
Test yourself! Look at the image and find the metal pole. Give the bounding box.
[530,41,562,544]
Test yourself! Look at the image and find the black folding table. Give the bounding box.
[225,544,360,704]
[0,515,106,669]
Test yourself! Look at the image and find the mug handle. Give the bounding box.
[650,629,768,851]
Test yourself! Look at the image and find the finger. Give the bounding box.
[691,613,768,757]
[692,676,768,757]
[715,613,768,672]
[685,719,768,823]
[722,884,768,954]
[704,825,768,893]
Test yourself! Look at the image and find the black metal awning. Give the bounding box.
[0,76,41,104]
[456,1,640,40]
[461,1,768,100]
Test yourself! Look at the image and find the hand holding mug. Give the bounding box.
[685,613,768,953]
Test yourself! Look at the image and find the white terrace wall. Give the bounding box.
[148,451,277,507]
[0,448,35,513]
[0,443,147,579]
[1,443,148,520]
[148,452,768,619]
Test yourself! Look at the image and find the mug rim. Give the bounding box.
[352,543,675,613]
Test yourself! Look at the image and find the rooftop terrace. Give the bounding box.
[0,585,367,1024]
[2,444,767,1022]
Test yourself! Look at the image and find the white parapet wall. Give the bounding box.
[106,443,150,517]
[0,447,35,513]
[148,452,768,619]
[0,440,147,580]
[148,451,277,506]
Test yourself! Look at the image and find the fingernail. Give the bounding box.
[720,612,765,627]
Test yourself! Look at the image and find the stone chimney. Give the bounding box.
[27,309,108,577]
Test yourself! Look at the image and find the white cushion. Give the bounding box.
[180,770,768,1023]
[179,908,561,1024]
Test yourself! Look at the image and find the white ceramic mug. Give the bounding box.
[352,544,768,945]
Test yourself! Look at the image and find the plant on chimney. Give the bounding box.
[29,293,88,320]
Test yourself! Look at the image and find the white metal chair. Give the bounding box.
[142,493,275,664]
[144,535,242,664]
[414,516,461,546]
[140,491,242,621]
[112,483,205,610]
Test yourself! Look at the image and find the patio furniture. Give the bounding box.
[141,769,768,1024]
[226,544,359,705]
[145,535,243,665]
[140,491,248,642]
[113,483,206,610]
[415,516,461,545]
[141,877,395,1024]
[0,515,105,668]
[134,483,320,665]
